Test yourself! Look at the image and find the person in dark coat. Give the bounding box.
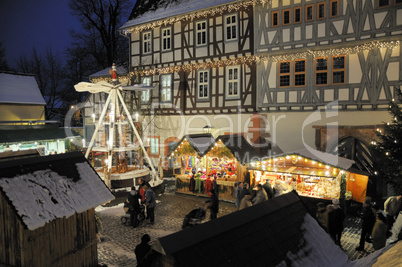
[205,189,219,220]
[127,187,141,228]
[262,180,274,199]
[144,185,156,225]
[135,234,153,267]
[238,183,251,203]
[235,182,243,208]
[138,178,151,204]
[327,199,345,246]
[189,171,196,193]
[356,197,376,251]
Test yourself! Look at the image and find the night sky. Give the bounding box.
[0,0,80,69]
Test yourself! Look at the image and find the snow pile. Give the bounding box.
[277,214,350,267]
[0,162,114,230]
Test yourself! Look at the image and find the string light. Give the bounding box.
[91,40,400,82]
[122,0,271,35]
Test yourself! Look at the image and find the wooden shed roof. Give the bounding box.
[155,191,350,266]
[0,152,114,230]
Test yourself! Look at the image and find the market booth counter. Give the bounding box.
[248,149,369,206]
[171,134,259,202]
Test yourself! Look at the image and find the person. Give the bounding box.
[135,234,153,267]
[327,199,345,246]
[372,211,388,250]
[95,212,103,243]
[315,202,329,232]
[356,197,376,251]
[138,178,151,204]
[205,189,219,220]
[239,183,251,202]
[127,187,141,228]
[239,192,253,210]
[205,175,212,196]
[388,211,402,244]
[235,182,243,208]
[189,171,196,193]
[144,185,156,225]
[252,184,268,205]
[384,195,402,232]
[262,180,274,199]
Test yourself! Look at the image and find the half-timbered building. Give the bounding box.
[117,0,402,197]
[120,0,266,168]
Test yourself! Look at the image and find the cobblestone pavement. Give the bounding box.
[97,179,374,266]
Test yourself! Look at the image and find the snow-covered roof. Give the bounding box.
[121,0,239,30]
[0,72,46,105]
[275,148,355,170]
[89,65,128,78]
[0,152,115,230]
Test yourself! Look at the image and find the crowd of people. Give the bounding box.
[313,194,402,251]
[125,178,156,228]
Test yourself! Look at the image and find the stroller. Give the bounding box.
[182,206,206,229]
[121,200,146,226]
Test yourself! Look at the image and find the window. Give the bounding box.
[196,21,207,46]
[150,137,159,155]
[141,77,152,103]
[160,74,172,102]
[294,7,301,23]
[272,11,279,27]
[283,9,291,25]
[306,5,314,21]
[330,0,339,17]
[317,3,326,20]
[197,70,209,100]
[142,31,152,54]
[378,0,390,7]
[161,27,172,51]
[294,59,306,86]
[279,61,291,87]
[332,55,345,84]
[315,57,328,85]
[224,14,237,41]
[226,66,240,97]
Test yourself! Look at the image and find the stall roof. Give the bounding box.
[0,127,81,144]
[154,191,352,266]
[267,149,355,170]
[171,133,215,156]
[0,152,114,230]
[205,134,260,164]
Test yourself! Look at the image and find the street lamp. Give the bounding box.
[203,125,212,134]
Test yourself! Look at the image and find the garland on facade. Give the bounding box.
[126,40,400,77]
[122,0,271,35]
[90,40,400,83]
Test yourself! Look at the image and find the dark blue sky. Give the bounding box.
[0,0,80,68]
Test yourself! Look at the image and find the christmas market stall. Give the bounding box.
[171,134,259,201]
[248,149,369,204]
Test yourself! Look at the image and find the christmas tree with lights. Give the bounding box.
[370,100,402,195]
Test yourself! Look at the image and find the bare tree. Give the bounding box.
[0,42,9,71]
[17,48,66,120]
[68,0,131,69]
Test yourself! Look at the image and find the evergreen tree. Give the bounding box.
[370,100,402,194]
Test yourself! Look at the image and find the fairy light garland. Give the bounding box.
[128,40,400,77]
[90,40,400,82]
[122,0,271,35]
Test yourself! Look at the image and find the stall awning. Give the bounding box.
[0,127,81,144]
[249,166,338,178]
[271,149,355,170]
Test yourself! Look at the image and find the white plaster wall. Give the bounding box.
[260,110,391,153]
